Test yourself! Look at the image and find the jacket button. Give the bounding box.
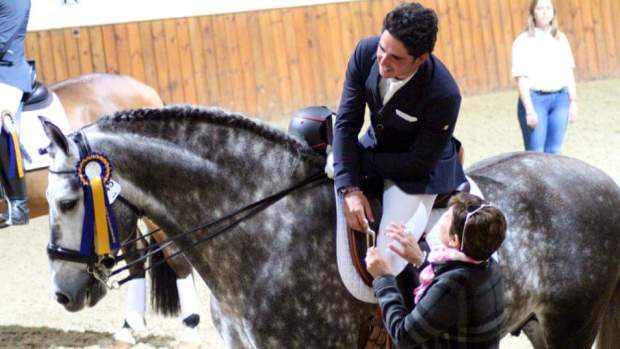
[376,123,384,131]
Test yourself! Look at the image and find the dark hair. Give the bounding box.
[382,2,439,58]
[448,192,507,260]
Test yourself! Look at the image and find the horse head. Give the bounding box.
[42,118,139,311]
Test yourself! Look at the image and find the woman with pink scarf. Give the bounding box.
[365,192,507,348]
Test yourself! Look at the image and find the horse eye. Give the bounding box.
[59,199,78,212]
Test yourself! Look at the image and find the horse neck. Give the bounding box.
[89,119,323,231]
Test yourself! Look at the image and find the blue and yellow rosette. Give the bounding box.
[76,153,120,257]
[1,110,24,179]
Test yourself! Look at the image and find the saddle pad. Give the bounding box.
[335,188,377,304]
[18,92,70,171]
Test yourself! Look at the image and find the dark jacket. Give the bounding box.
[0,0,32,92]
[333,36,466,194]
[373,260,505,349]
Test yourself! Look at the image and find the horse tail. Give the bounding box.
[596,276,620,348]
[148,245,181,317]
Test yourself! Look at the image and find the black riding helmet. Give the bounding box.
[288,106,334,155]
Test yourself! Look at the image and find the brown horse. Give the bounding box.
[16,73,200,347]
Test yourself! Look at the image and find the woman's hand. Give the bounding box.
[344,191,374,231]
[384,223,424,267]
[365,247,392,278]
[569,100,578,123]
[526,110,538,128]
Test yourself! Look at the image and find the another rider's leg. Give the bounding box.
[177,273,201,344]
[0,83,28,225]
[114,277,147,345]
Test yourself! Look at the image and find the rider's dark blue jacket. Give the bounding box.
[333,36,466,194]
[0,0,32,92]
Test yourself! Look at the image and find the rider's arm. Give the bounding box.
[333,40,369,191]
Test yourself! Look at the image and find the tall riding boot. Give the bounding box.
[0,131,28,225]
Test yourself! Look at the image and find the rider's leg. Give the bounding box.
[0,83,28,225]
[377,180,436,310]
[177,273,201,344]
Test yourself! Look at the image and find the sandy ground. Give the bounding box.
[1,78,618,349]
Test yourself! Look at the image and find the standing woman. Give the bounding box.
[511,0,578,154]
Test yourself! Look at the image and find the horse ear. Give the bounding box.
[39,116,70,156]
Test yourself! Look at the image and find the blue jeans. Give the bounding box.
[517,88,570,154]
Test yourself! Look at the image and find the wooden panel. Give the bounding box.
[126,22,145,83]
[137,22,158,94]
[198,16,220,107]
[62,28,81,78]
[223,14,245,113]
[600,0,618,75]
[186,17,208,106]
[76,27,94,75]
[36,31,55,82]
[608,0,620,75]
[163,19,184,103]
[88,26,106,73]
[176,18,197,105]
[477,1,500,91]
[292,8,317,107]
[101,25,119,74]
[488,1,510,88]
[590,0,609,77]
[281,8,304,114]
[150,20,171,102]
[269,9,293,115]
[579,0,599,78]
[114,24,131,75]
[50,30,68,81]
[456,0,476,91]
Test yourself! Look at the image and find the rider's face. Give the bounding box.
[376,30,427,80]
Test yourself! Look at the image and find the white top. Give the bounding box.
[511,29,575,92]
[379,72,416,105]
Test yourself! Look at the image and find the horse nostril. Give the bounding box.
[55,292,70,305]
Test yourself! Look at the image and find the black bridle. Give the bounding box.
[46,131,328,287]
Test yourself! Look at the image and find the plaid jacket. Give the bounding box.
[373,259,504,349]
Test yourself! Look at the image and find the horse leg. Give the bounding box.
[175,274,201,348]
[113,234,149,347]
[520,317,548,349]
[537,307,600,349]
[596,280,620,349]
[146,219,201,348]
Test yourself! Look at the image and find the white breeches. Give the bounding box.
[377,180,436,276]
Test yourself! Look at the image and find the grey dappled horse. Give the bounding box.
[43,106,620,348]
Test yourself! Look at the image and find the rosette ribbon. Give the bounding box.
[1,110,24,179]
[76,153,120,256]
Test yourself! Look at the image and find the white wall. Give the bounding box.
[28,0,352,31]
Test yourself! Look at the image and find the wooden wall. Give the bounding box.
[24,0,620,119]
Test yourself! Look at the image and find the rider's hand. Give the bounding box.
[365,247,392,278]
[343,190,374,231]
[384,223,424,268]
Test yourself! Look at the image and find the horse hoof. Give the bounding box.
[112,327,136,347]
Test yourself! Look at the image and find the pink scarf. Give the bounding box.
[413,247,483,304]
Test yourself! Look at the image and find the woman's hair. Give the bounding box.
[525,0,560,38]
[448,192,507,260]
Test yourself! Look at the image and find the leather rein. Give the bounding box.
[46,131,328,288]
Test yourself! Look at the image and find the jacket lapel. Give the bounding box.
[366,61,383,108]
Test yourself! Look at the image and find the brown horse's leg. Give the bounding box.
[145,219,193,278]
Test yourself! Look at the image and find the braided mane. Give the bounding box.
[95,105,324,166]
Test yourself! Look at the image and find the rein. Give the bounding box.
[47,130,329,287]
